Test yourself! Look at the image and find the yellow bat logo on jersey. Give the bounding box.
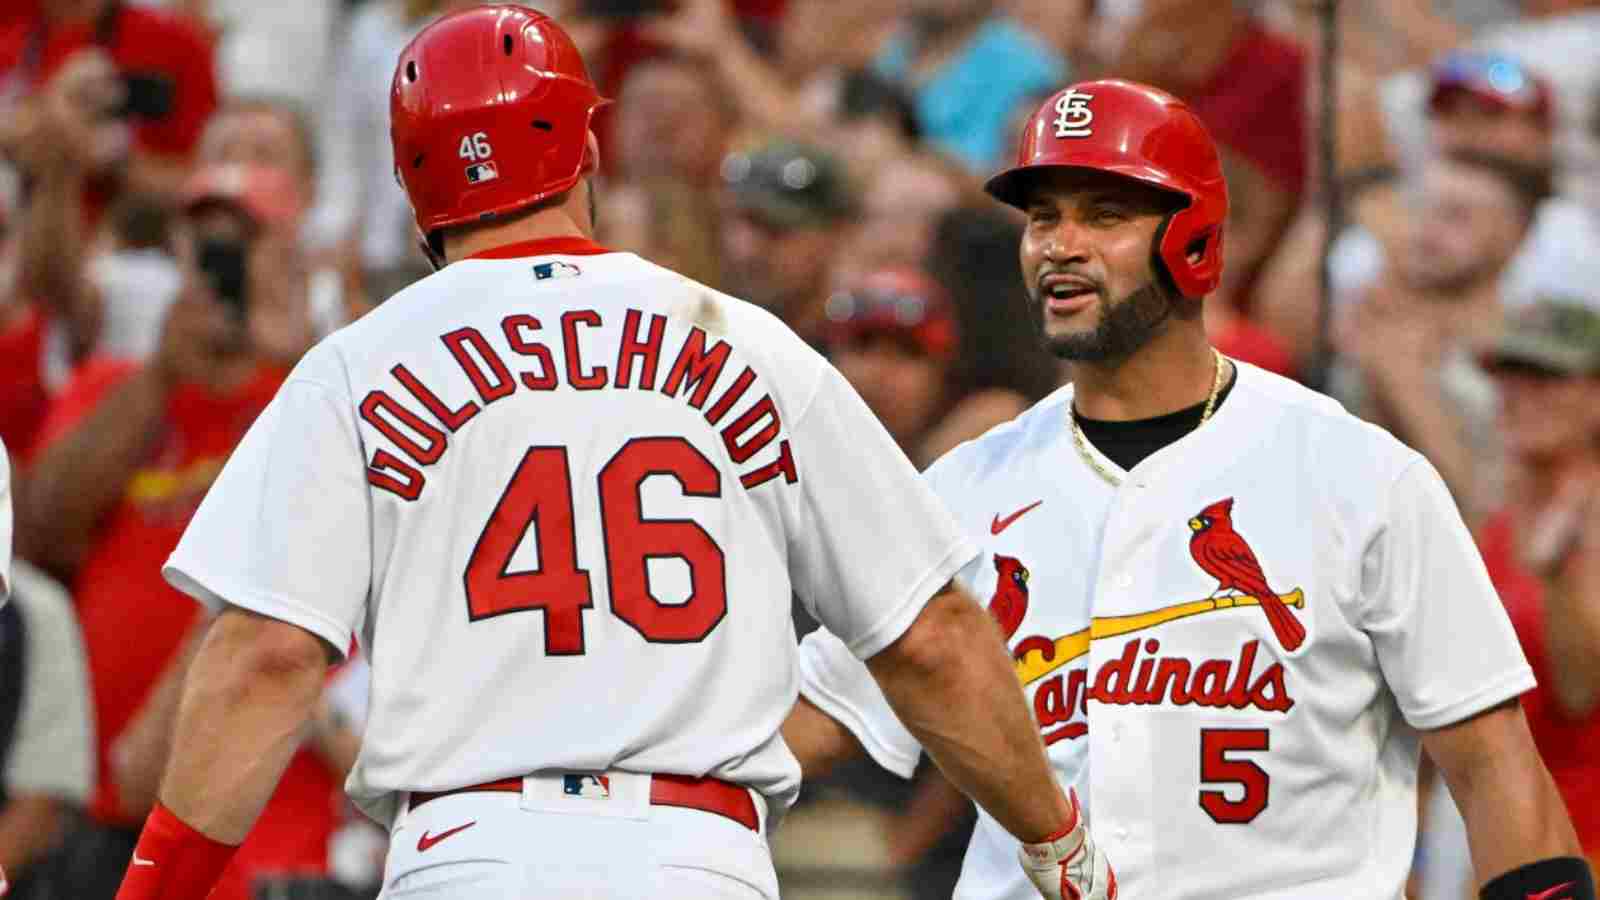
[1012,589,1306,687]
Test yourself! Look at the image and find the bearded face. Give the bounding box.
[1017,169,1193,363]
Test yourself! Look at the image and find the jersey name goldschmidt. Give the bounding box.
[164,244,976,824]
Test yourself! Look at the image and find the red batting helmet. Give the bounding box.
[985,79,1228,299]
[391,6,608,255]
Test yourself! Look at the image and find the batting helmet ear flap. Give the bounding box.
[579,130,601,178]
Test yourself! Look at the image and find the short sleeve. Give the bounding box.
[163,374,371,659]
[6,562,94,801]
[796,628,921,779]
[1359,459,1535,730]
[0,436,11,601]
[785,367,978,659]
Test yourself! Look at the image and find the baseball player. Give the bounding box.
[109,8,1107,900]
[787,79,1595,900]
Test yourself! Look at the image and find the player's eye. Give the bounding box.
[1091,207,1126,226]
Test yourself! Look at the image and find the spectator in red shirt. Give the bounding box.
[1477,299,1600,862]
[0,172,54,457]
[0,49,118,455]
[1088,0,1307,310]
[0,0,218,204]
[15,164,323,900]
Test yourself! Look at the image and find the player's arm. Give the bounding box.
[159,609,330,839]
[865,580,1067,843]
[116,371,371,900]
[1420,700,1593,899]
[1365,459,1594,900]
[782,695,868,781]
[114,609,330,900]
[788,366,1110,899]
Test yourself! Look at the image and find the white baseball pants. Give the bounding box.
[379,771,778,899]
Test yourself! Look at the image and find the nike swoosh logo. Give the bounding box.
[132,854,155,867]
[1527,882,1575,900]
[417,821,477,852]
[991,500,1043,535]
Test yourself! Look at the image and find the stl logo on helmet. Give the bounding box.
[1053,90,1095,139]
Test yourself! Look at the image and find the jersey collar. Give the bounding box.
[465,237,613,261]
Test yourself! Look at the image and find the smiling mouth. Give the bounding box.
[1039,274,1099,315]
[1040,274,1099,303]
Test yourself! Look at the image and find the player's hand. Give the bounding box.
[1017,789,1117,900]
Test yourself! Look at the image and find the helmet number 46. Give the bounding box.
[459,132,493,161]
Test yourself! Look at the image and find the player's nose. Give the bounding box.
[1038,219,1092,266]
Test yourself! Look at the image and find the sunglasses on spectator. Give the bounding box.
[824,287,958,360]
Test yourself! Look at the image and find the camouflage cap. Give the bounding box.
[721,140,856,230]
[1484,298,1600,377]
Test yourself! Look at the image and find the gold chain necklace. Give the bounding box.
[1071,348,1228,487]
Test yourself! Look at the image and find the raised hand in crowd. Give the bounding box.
[3,49,130,178]
[150,279,244,389]
[240,225,315,367]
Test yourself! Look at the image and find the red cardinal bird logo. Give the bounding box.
[988,555,1031,641]
[1188,498,1307,652]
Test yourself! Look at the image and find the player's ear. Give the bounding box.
[580,129,601,177]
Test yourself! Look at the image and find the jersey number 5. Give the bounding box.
[1198,728,1270,824]
[464,438,727,654]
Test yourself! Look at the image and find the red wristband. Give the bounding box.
[114,802,239,900]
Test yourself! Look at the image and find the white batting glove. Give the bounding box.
[1017,789,1117,900]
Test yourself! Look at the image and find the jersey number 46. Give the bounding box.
[464,438,726,654]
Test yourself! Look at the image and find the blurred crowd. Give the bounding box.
[0,1,1598,899]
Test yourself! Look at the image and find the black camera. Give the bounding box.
[197,238,249,321]
[114,71,175,120]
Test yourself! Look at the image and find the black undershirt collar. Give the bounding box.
[1072,367,1238,473]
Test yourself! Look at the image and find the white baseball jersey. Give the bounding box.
[799,361,1534,900]
[162,238,977,825]
[1,435,12,602]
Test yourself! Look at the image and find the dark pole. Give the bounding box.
[1311,0,1342,393]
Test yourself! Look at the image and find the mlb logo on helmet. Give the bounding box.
[465,161,499,184]
[1053,89,1095,138]
[562,774,611,799]
[534,261,582,281]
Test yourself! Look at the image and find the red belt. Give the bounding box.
[408,773,759,832]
